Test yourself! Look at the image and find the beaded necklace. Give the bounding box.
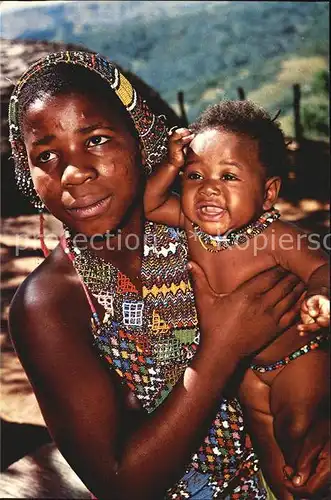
[192,208,280,253]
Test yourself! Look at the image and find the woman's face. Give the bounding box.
[22,91,143,236]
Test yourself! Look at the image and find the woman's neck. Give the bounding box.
[68,203,145,290]
[104,210,144,291]
[91,204,144,263]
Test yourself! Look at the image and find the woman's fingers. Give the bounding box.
[187,260,216,298]
[283,420,331,497]
[297,322,321,334]
[273,281,306,326]
[284,442,331,497]
[265,272,303,309]
[239,266,288,297]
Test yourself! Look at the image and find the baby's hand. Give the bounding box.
[297,294,330,334]
[167,127,195,169]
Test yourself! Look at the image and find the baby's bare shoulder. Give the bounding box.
[266,219,309,242]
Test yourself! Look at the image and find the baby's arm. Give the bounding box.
[298,264,330,333]
[271,220,329,333]
[144,127,194,228]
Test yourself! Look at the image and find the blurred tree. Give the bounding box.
[302,100,329,138]
[310,69,329,95]
[301,70,329,139]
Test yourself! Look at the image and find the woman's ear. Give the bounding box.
[263,176,281,210]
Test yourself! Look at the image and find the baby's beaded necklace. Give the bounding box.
[192,207,280,253]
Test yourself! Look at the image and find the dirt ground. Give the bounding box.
[1,198,329,424]
[0,194,329,471]
[1,215,62,427]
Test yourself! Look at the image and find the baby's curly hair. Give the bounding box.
[190,100,289,178]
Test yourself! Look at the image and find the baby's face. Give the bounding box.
[181,128,267,236]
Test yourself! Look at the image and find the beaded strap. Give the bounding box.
[251,334,328,373]
[60,236,101,328]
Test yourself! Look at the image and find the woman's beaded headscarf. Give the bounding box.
[8,51,169,210]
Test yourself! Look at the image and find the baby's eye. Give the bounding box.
[222,173,238,181]
[37,151,57,163]
[187,172,203,180]
[86,135,111,147]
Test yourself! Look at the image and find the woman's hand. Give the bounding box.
[283,419,331,498]
[188,261,305,359]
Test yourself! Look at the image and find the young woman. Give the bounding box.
[8,51,330,499]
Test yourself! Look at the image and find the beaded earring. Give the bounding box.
[10,115,49,256]
[39,208,50,258]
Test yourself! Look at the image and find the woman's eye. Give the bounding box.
[187,172,203,180]
[222,173,238,181]
[38,151,57,163]
[86,136,111,147]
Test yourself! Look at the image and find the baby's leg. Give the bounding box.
[239,369,293,499]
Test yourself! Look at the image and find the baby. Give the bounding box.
[144,100,330,498]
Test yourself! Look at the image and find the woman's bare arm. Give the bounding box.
[9,255,304,500]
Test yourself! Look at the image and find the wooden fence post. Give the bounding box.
[177,91,188,127]
[237,87,245,100]
[293,83,303,143]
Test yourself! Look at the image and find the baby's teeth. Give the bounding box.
[201,206,223,215]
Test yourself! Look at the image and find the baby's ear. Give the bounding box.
[263,176,281,210]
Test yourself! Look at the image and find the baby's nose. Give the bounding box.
[200,179,221,196]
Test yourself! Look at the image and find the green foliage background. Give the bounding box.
[1,1,329,139]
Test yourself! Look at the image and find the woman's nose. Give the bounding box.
[61,163,97,187]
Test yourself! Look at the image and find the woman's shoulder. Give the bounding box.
[11,244,75,309]
[9,243,91,345]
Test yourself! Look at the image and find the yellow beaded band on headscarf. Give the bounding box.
[8,50,169,209]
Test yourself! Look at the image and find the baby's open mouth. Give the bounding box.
[199,206,225,216]
[196,204,227,221]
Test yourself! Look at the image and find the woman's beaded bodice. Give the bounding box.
[66,222,264,498]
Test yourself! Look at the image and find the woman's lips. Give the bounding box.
[65,195,113,220]
[196,204,227,222]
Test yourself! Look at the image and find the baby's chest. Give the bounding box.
[204,246,276,294]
